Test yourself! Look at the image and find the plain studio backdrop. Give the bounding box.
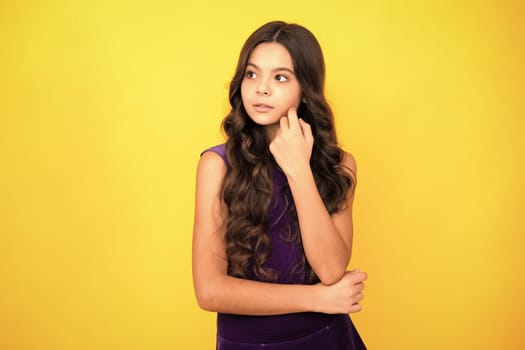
[0,1,523,349]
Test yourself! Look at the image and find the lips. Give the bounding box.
[253,104,274,112]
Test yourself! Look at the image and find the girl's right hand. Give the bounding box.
[314,269,367,314]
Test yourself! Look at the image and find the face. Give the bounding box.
[241,42,302,137]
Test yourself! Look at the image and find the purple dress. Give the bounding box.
[203,144,366,350]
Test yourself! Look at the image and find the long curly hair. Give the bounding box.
[221,21,355,282]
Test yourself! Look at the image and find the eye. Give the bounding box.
[245,70,257,79]
[275,74,288,82]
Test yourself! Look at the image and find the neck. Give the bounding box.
[264,123,279,142]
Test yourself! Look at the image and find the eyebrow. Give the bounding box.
[246,62,295,75]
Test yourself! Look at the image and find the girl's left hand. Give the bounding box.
[269,106,314,177]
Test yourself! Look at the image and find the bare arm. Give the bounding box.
[192,151,366,315]
[269,107,357,285]
[287,152,356,285]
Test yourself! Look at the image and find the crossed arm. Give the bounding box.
[192,147,366,316]
[193,101,365,316]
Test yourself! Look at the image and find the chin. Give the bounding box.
[251,119,280,128]
[247,112,280,126]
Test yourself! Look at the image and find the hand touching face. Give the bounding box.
[269,106,314,177]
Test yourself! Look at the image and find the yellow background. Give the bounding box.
[1,1,524,349]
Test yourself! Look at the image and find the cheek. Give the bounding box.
[285,84,302,105]
[240,81,253,99]
[287,90,302,108]
[240,83,248,104]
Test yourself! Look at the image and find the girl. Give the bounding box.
[192,21,368,349]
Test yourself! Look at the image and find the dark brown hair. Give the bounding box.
[221,21,355,282]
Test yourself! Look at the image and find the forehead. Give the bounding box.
[248,42,294,70]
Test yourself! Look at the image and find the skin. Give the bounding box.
[241,42,302,140]
[192,42,367,315]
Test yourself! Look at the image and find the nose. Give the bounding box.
[256,80,271,96]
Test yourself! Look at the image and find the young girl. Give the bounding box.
[192,21,368,349]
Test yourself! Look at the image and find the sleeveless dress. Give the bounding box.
[202,144,366,350]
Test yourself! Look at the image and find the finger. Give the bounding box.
[279,116,289,130]
[299,119,314,143]
[348,303,362,313]
[361,271,368,281]
[287,106,300,130]
[348,268,363,274]
[352,292,364,303]
[349,271,368,284]
[353,282,365,292]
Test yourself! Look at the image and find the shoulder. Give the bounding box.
[198,146,227,175]
[196,149,227,197]
[201,143,227,162]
